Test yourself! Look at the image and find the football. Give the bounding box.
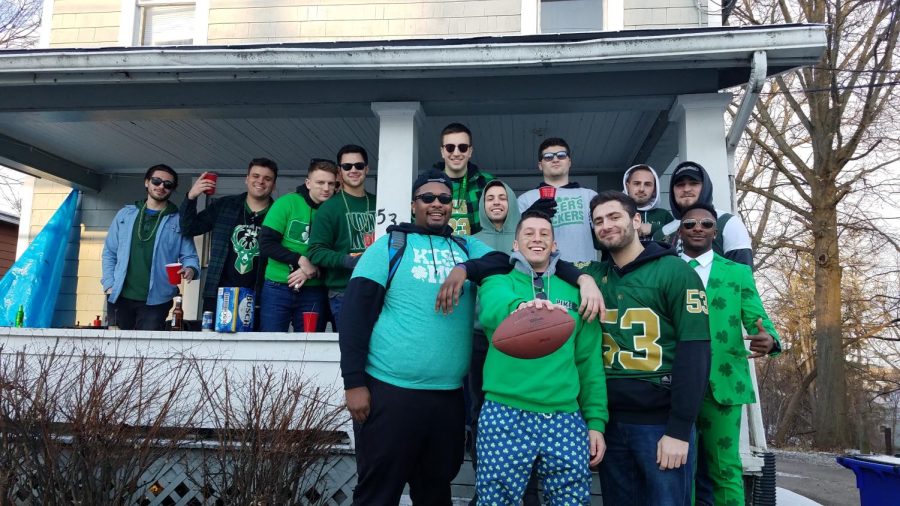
[492,306,575,359]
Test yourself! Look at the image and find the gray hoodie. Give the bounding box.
[622,164,674,240]
[475,180,521,253]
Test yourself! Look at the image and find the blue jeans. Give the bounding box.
[258,281,328,332]
[328,291,344,331]
[598,421,696,506]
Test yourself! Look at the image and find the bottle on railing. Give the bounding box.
[14,305,24,328]
[171,296,184,331]
[92,315,102,327]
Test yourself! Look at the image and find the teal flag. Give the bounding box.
[1,190,78,328]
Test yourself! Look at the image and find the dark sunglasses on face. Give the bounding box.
[149,177,176,190]
[541,151,569,162]
[414,193,453,205]
[340,162,366,171]
[442,143,470,154]
[681,218,716,230]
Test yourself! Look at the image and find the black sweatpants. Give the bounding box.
[352,375,465,505]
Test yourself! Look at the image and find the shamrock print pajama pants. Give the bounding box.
[475,400,592,505]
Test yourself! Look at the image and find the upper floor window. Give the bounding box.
[541,0,603,33]
[136,0,196,46]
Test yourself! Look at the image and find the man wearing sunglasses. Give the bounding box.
[308,145,377,329]
[102,164,200,330]
[518,138,599,263]
[434,122,495,236]
[180,158,278,321]
[654,161,753,268]
[677,203,780,506]
[258,159,338,332]
[339,170,496,504]
[582,191,710,506]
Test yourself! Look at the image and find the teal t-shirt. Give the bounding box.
[350,231,493,390]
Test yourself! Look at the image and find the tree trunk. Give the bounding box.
[812,199,848,448]
[774,368,818,446]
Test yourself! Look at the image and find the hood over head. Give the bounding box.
[475,180,520,251]
[622,164,662,211]
[667,161,714,219]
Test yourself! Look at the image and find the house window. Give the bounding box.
[540,0,603,33]
[136,0,196,46]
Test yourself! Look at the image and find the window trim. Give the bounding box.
[119,0,209,47]
[528,0,622,34]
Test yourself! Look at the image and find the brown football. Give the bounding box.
[492,306,575,359]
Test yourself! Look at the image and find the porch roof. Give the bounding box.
[0,24,826,191]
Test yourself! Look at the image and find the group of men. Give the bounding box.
[99,121,780,505]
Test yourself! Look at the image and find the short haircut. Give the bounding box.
[440,122,472,143]
[681,202,718,220]
[538,137,571,159]
[590,190,638,218]
[336,144,369,166]
[144,164,177,187]
[308,159,339,177]
[515,210,554,238]
[248,157,279,180]
[626,164,654,182]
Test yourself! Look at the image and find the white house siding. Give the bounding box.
[623,0,713,30]
[206,0,522,44]
[49,0,121,47]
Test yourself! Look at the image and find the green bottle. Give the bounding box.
[14,305,24,328]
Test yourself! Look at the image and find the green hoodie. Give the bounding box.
[477,251,608,432]
[474,180,520,253]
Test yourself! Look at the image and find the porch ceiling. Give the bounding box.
[0,24,827,191]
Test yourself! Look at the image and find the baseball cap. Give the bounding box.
[412,170,453,194]
[672,162,704,183]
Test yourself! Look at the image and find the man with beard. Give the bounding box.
[102,164,200,330]
[308,145,377,329]
[622,164,674,241]
[654,161,753,267]
[339,170,494,504]
[258,159,338,332]
[180,158,278,321]
[580,190,710,506]
[677,202,780,506]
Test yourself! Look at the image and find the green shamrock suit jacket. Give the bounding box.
[705,253,780,406]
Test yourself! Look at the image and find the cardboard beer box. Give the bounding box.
[215,287,255,332]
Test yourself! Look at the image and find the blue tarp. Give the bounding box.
[1,190,78,327]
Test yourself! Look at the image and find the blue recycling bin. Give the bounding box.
[837,455,900,506]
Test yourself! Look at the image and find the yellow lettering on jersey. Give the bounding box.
[618,308,663,371]
[686,289,709,314]
[600,308,663,371]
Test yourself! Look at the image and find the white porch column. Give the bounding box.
[670,93,734,212]
[371,102,424,238]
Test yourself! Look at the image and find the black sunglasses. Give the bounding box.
[533,276,547,300]
[414,193,453,205]
[442,143,470,154]
[681,218,716,230]
[540,151,569,162]
[340,162,366,172]
[149,177,176,190]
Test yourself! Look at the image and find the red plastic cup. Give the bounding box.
[363,232,375,248]
[539,186,557,199]
[165,263,183,285]
[303,312,319,332]
[201,172,218,195]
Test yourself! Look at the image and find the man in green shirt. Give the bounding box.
[433,122,494,235]
[258,160,338,332]
[307,145,376,329]
[581,191,711,506]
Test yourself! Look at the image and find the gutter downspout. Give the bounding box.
[725,50,766,212]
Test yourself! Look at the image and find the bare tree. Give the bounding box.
[0,168,23,215]
[0,0,42,49]
[730,0,900,449]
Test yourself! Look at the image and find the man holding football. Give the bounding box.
[475,209,607,504]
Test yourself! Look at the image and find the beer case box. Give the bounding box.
[215,287,255,332]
